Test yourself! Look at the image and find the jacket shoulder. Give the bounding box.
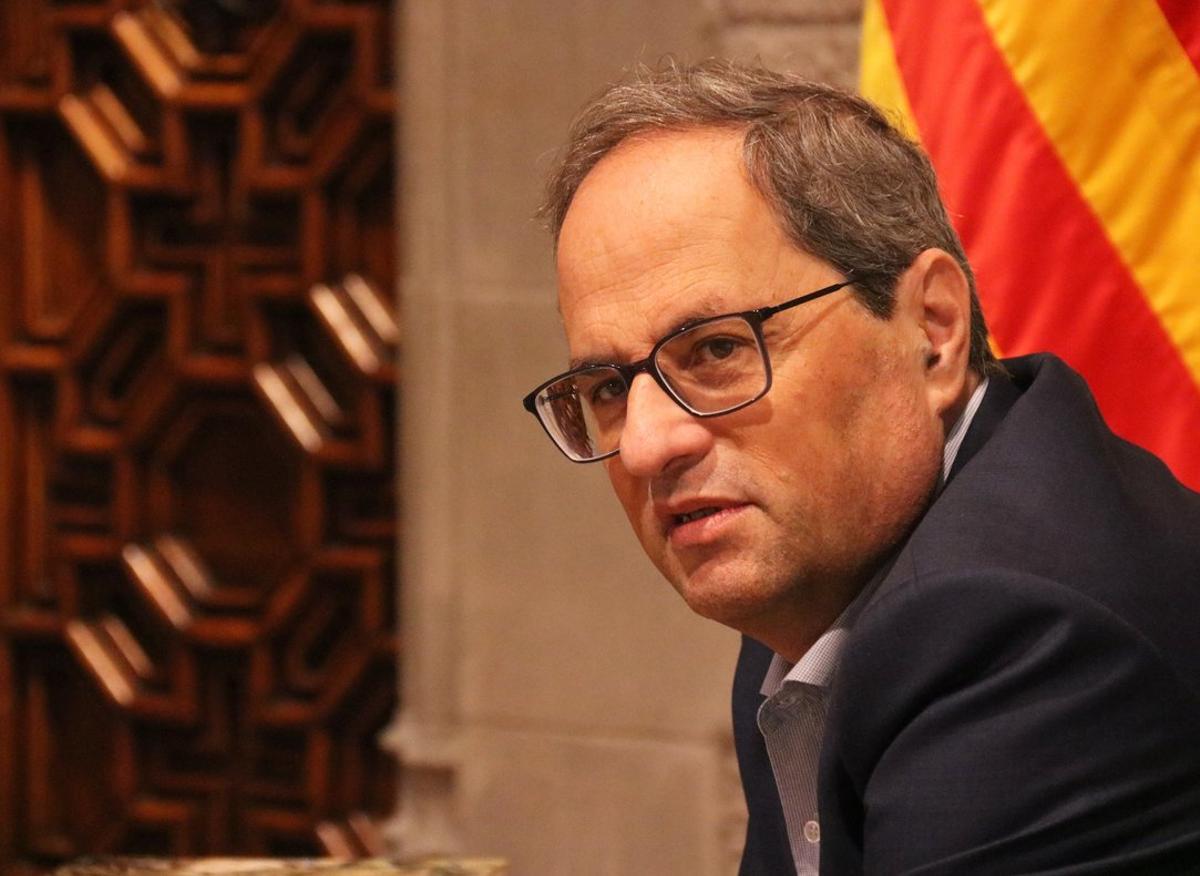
[820,569,1200,874]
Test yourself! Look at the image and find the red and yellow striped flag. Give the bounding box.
[861,0,1200,489]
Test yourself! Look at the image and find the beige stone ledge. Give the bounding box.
[721,0,863,24]
[55,861,507,876]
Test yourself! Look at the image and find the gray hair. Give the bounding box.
[540,59,1001,377]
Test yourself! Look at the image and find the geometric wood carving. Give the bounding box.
[0,2,397,870]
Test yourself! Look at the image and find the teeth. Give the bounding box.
[677,507,719,524]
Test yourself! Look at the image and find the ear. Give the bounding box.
[894,248,976,425]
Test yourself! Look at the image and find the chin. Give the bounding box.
[672,566,783,629]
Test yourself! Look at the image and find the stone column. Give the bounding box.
[387,2,862,873]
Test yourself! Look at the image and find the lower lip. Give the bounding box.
[668,505,750,548]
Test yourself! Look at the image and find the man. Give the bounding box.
[522,60,1200,874]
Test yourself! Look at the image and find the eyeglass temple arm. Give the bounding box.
[752,277,856,321]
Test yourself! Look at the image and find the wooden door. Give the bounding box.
[0,1,398,870]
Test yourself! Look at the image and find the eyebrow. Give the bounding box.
[566,295,735,371]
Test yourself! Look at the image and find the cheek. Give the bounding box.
[757,345,936,510]
[846,380,944,528]
[752,364,869,468]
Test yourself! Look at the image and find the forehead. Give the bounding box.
[555,128,816,358]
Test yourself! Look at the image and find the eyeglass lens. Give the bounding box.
[535,315,769,461]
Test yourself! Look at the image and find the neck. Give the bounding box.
[737,571,869,663]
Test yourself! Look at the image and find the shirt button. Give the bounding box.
[804,820,821,844]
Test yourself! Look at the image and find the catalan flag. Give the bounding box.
[861,1,1200,489]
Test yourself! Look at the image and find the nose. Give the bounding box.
[616,374,714,478]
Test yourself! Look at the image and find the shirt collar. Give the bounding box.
[759,567,885,696]
[942,377,989,484]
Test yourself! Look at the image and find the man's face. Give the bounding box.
[556,128,947,655]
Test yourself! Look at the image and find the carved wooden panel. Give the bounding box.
[0,1,397,871]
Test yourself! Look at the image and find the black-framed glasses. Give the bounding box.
[522,277,855,462]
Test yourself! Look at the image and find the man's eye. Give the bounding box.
[590,379,627,405]
[692,336,748,363]
[700,337,738,359]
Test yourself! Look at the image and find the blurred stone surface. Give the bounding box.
[719,19,862,89]
[721,0,863,23]
[56,859,507,876]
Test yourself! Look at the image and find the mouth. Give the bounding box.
[674,507,723,526]
[662,501,751,546]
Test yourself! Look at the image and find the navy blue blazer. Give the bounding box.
[735,354,1200,874]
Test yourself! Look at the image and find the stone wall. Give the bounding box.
[717,0,864,89]
[388,2,862,873]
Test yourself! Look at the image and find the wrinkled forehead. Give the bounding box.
[557,128,755,273]
[555,128,800,343]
